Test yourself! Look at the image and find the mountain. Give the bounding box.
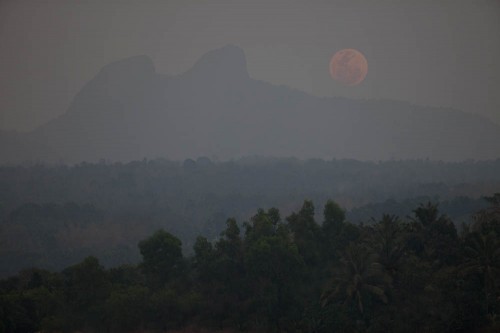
[2,44,500,163]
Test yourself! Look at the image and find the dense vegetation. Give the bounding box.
[1,158,499,276]
[1,194,499,332]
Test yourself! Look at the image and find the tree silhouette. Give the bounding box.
[369,214,406,275]
[138,229,184,287]
[462,231,500,319]
[321,243,391,316]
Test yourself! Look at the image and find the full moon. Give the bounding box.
[329,49,368,86]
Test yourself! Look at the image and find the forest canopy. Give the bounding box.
[1,196,499,332]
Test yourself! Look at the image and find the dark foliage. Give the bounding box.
[1,195,499,332]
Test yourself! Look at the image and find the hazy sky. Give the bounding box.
[1,0,499,131]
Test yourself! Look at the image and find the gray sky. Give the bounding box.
[1,0,499,131]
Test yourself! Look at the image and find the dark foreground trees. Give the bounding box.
[1,195,499,333]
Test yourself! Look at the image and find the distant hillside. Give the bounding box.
[1,158,499,276]
[2,45,500,163]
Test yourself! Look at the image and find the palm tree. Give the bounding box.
[473,193,500,235]
[369,214,406,275]
[462,231,500,317]
[321,242,392,315]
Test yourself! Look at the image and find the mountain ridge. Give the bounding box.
[1,45,499,163]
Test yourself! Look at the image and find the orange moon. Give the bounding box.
[329,49,368,86]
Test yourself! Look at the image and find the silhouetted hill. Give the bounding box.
[2,45,500,163]
[1,157,499,276]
